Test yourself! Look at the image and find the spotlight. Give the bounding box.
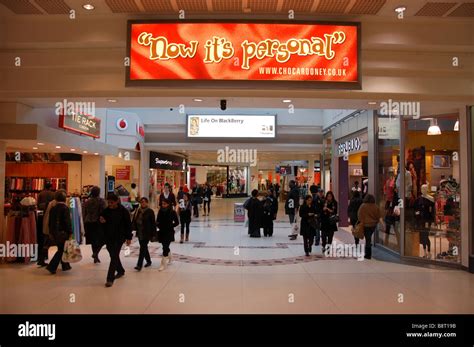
[220,99,227,111]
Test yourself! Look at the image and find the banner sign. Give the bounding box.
[187,115,275,138]
[150,152,187,171]
[114,166,131,181]
[127,20,360,88]
[59,114,101,138]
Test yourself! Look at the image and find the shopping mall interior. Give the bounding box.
[0,0,473,315]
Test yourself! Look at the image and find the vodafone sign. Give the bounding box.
[127,20,360,89]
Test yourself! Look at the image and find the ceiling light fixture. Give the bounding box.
[282,99,292,103]
[83,151,88,154]
[368,101,377,105]
[454,120,459,131]
[33,147,38,150]
[55,146,61,149]
[94,153,99,156]
[193,98,203,102]
[37,142,44,146]
[107,99,117,103]
[70,149,76,152]
[427,118,441,136]
[83,4,95,10]
[395,6,406,13]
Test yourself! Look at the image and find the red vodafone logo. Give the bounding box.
[137,123,145,137]
[116,118,128,131]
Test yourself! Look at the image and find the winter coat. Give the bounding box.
[245,197,263,229]
[101,204,133,244]
[48,202,72,244]
[156,207,179,243]
[262,196,278,227]
[285,187,300,215]
[347,197,363,226]
[299,203,318,237]
[321,200,338,232]
[159,192,177,207]
[132,207,156,241]
[178,200,192,224]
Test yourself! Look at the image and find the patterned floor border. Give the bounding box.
[125,242,357,266]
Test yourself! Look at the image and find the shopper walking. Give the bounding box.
[244,189,263,238]
[156,198,179,271]
[46,191,72,274]
[82,186,106,263]
[202,183,213,216]
[159,183,177,208]
[312,188,325,246]
[262,189,278,237]
[132,197,156,271]
[357,194,383,259]
[100,193,133,288]
[320,191,338,252]
[178,193,192,243]
[37,183,55,266]
[299,195,318,256]
[286,180,300,240]
[191,183,203,218]
[348,191,363,245]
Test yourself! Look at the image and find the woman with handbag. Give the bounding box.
[299,195,318,256]
[320,191,338,252]
[132,197,156,271]
[46,191,72,275]
[357,194,384,259]
[347,191,363,245]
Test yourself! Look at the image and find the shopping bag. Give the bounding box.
[353,222,365,240]
[62,239,83,263]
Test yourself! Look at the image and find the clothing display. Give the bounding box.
[68,197,85,244]
[5,209,37,263]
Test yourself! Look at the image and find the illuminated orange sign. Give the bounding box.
[127,21,360,88]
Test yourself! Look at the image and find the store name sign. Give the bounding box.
[58,113,101,138]
[128,21,359,86]
[337,137,361,155]
[150,151,187,171]
[188,115,275,138]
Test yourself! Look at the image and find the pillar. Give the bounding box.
[459,106,471,269]
[140,148,149,202]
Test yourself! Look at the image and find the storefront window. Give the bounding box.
[228,166,248,195]
[376,114,401,253]
[403,116,461,263]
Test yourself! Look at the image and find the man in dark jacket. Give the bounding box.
[100,193,133,287]
[262,189,278,237]
[244,189,263,238]
[46,191,72,274]
[286,180,300,240]
[132,197,156,271]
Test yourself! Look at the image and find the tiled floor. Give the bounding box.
[0,198,473,314]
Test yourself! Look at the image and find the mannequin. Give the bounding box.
[414,184,435,258]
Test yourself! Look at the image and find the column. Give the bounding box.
[140,148,149,202]
[367,110,377,197]
[459,106,471,269]
[0,141,5,237]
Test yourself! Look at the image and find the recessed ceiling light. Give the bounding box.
[395,6,406,13]
[55,146,61,149]
[70,148,76,152]
[432,149,436,152]
[37,142,44,146]
[83,150,88,154]
[368,101,378,105]
[33,147,38,150]
[83,4,95,10]
[94,152,99,155]
[107,99,117,103]
[193,98,203,102]
[282,99,292,103]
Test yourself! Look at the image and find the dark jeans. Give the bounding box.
[315,228,320,245]
[419,229,431,251]
[303,235,314,253]
[162,241,171,257]
[203,200,210,214]
[180,221,190,237]
[192,202,199,217]
[85,222,104,259]
[106,242,125,283]
[321,229,334,250]
[137,239,151,267]
[263,224,273,236]
[289,214,296,224]
[364,226,376,259]
[47,242,69,272]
